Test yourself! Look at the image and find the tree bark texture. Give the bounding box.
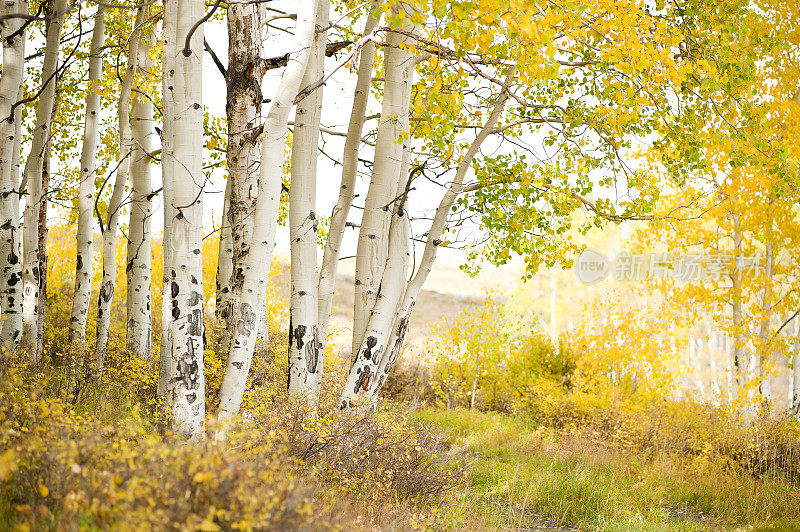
[0,0,27,351]
[21,0,66,361]
[69,7,105,345]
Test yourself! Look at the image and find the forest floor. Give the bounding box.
[418,408,800,531]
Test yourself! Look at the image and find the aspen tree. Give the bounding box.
[317,0,382,350]
[69,7,105,346]
[21,0,67,361]
[95,5,148,366]
[756,238,774,404]
[217,0,318,427]
[793,318,800,413]
[216,0,262,324]
[126,25,156,360]
[288,0,330,401]
[0,0,27,351]
[354,67,517,408]
[162,0,207,440]
[157,0,177,409]
[351,1,418,359]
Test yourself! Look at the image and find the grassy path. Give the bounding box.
[418,408,800,531]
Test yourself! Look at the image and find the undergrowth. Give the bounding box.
[0,354,466,531]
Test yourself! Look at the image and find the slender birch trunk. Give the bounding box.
[341,170,410,409]
[126,26,156,360]
[36,98,58,351]
[21,0,67,361]
[0,0,27,351]
[347,147,410,409]
[216,0,263,325]
[69,8,105,345]
[730,214,744,398]
[95,6,147,367]
[756,238,774,404]
[793,317,800,414]
[157,0,177,408]
[288,0,330,402]
[351,3,418,359]
[216,0,317,428]
[364,67,516,407]
[688,337,705,397]
[317,0,382,345]
[708,334,720,400]
[470,343,480,410]
[164,0,206,440]
[216,177,233,319]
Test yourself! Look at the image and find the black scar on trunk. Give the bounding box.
[363,335,377,360]
[354,365,372,393]
[293,324,307,350]
[306,325,319,373]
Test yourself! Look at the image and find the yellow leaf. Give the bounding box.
[197,520,221,532]
[37,484,48,497]
[0,449,18,481]
[193,472,214,484]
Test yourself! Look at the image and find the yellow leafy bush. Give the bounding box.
[0,354,466,530]
[423,297,574,412]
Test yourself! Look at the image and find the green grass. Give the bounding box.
[418,408,800,531]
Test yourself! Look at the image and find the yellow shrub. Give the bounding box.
[426,297,575,412]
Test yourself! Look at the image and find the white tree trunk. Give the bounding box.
[164,0,206,441]
[364,67,516,406]
[351,3,418,359]
[689,337,705,398]
[157,0,177,408]
[216,0,262,325]
[215,176,233,318]
[21,0,67,361]
[216,0,317,429]
[95,6,147,366]
[340,168,410,409]
[126,26,156,360]
[69,7,105,346]
[317,0,382,346]
[792,317,800,414]
[756,239,773,404]
[288,0,330,402]
[0,0,27,351]
[730,217,744,399]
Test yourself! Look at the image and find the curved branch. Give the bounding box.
[182,0,221,57]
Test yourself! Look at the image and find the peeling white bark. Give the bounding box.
[317,0,382,347]
[215,176,233,319]
[351,4,417,359]
[216,0,262,325]
[95,6,147,367]
[216,0,317,428]
[756,239,773,404]
[157,0,177,408]
[729,216,744,400]
[288,0,330,402]
[341,149,411,409]
[126,26,156,361]
[69,7,105,346]
[164,0,207,441]
[0,0,27,351]
[21,0,67,361]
